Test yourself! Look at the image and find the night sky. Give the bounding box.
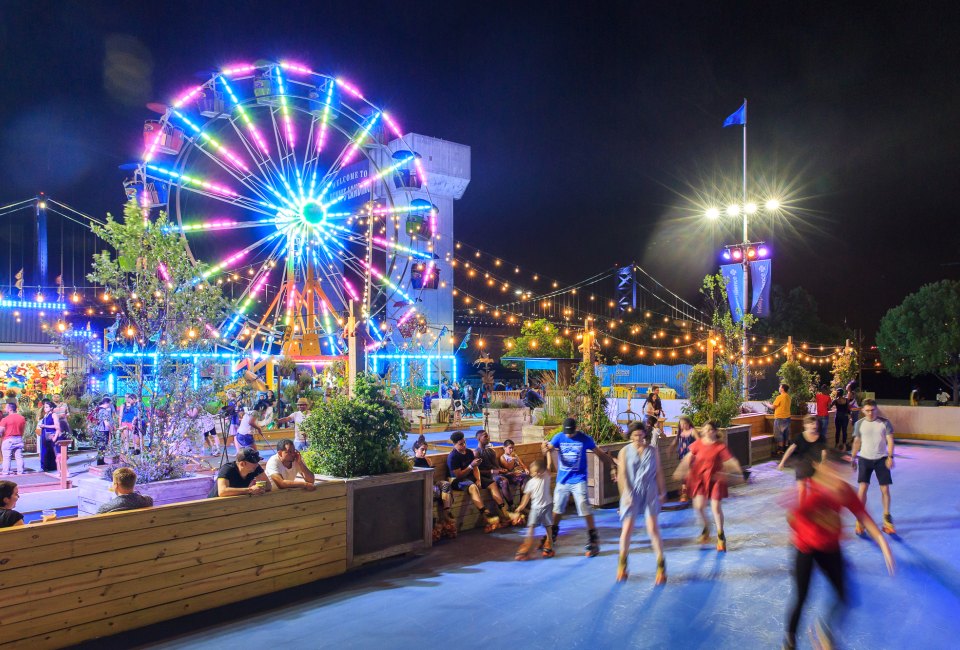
[1,1,958,335]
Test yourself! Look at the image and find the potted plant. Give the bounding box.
[300,373,432,567]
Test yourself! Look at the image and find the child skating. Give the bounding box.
[616,421,667,584]
[513,458,554,560]
[673,420,743,551]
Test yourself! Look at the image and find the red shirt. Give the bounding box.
[789,479,865,553]
[0,413,26,439]
[815,394,831,416]
[688,439,733,481]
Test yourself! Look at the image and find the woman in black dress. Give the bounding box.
[38,399,60,472]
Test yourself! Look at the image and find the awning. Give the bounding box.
[0,352,66,362]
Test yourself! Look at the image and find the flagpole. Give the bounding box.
[741,98,749,400]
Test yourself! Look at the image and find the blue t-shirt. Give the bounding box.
[550,431,597,485]
[423,394,433,411]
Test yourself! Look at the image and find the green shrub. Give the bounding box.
[681,364,742,428]
[301,374,407,477]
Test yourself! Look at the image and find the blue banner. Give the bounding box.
[327,160,371,213]
[720,263,745,323]
[750,259,772,318]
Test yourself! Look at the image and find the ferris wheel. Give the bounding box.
[126,59,440,357]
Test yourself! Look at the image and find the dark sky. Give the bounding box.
[1,1,959,334]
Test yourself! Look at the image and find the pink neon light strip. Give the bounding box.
[336,78,365,99]
[222,64,257,76]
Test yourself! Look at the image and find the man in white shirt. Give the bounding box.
[265,439,317,490]
[278,397,310,451]
[850,399,896,535]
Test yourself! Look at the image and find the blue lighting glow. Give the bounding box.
[1,299,68,310]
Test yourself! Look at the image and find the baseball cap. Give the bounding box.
[562,418,577,435]
[236,447,261,463]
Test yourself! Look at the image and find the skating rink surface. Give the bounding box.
[84,440,960,649]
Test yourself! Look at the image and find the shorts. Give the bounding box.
[528,506,553,529]
[478,475,497,489]
[294,439,308,452]
[857,456,892,485]
[235,433,254,447]
[451,479,476,491]
[553,481,591,517]
[774,418,791,444]
[203,428,216,438]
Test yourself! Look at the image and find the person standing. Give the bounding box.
[616,421,667,584]
[850,399,896,535]
[118,393,141,453]
[846,380,860,430]
[0,402,27,476]
[643,385,665,420]
[936,389,950,406]
[542,417,619,557]
[93,396,115,465]
[814,385,831,442]
[783,449,895,650]
[278,397,311,451]
[765,384,792,457]
[831,389,851,450]
[37,399,61,472]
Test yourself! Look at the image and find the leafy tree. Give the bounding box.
[301,373,409,476]
[700,272,754,397]
[564,360,621,444]
[682,364,742,428]
[831,346,859,391]
[86,200,229,479]
[876,280,960,405]
[503,318,575,358]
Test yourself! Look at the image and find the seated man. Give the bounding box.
[446,431,516,532]
[96,467,154,514]
[208,447,272,497]
[266,439,317,490]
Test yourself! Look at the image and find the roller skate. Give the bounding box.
[442,520,458,539]
[432,523,443,542]
[541,545,555,559]
[882,514,896,535]
[616,557,629,583]
[483,510,501,533]
[679,484,689,502]
[585,529,600,557]
[854,520,865,537]
[717,530,727,552]
[810,618,835,650]
[515,538,534,561]
[655,556,667,585]
[696,526,710,545]
[497,504,516,525]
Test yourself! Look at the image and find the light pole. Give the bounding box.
[706,199,779,399]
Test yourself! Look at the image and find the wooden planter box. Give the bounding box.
[720,424,753,467]
[76,474,215,517]
[520,424,558,444]
[587,441,627,506]
[338,468,434,568]
[485,408,527,442]
[763,414,806,438]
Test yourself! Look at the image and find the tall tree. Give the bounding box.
[876,280,960,405]
[503,318,575,358]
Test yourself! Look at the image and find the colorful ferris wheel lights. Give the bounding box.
[315,79,335,155]
[340,112,380,168]
[274,67,296,149]
[170,109,250,173]
[171,85,204,109]
[381,111,404,139]
[335,78,364,99]
[145,164,239,197]
[220,77,270,155]
[279,61,313,75]
[221,64,257,76]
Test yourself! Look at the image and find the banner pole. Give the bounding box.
[741,99,749,400]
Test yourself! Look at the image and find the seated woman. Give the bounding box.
[0,481,24,528]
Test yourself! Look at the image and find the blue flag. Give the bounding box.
[723,102,746,127]
[720,263,745,323]
[750,259,772,317]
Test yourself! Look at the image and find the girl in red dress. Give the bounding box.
[673,420,743,551]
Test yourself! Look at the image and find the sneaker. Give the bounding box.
[697,526,710,544]
[717,531,727,552]
[655,557,667,586]
[854,521,865,537]
[882,514,896,535]
[616,558,629,582]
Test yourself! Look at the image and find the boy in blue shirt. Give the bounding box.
[542,417,619,557]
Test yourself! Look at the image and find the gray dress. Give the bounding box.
[618,443,661,520]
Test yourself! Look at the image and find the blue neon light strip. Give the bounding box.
[1,299,68,310]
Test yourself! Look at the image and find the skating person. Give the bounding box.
[669,415,698,501]
[778,415,827,499]
[673,420,743,551]
[616,421,667,584]
[814,385,832,442]
[783,449,895,650]
[513,458,554,560]
[849,399,896,535]
[542,417,619,557]
[765,384,792,456]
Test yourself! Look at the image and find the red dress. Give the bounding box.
[686,439,733,500]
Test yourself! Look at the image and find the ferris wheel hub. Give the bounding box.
[299,199,326,228]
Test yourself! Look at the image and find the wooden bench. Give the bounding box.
[0,482,349,649]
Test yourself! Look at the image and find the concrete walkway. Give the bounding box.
[78,440,960,649]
